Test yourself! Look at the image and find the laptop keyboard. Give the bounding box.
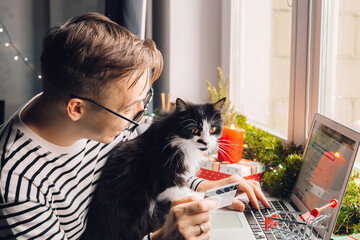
[244,200,293,240]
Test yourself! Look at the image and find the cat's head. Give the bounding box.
[171,98,225,156]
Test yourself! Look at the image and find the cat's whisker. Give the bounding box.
[218,143,241,152]
[173,150,183,170]
[210,113,219,126]
[166,148,182,168]
[181,123,198,131]
[217,147,234,160]
[218,139,240,143]
[174,152,184,174]
[218,144,241,155]
[179,119,197,125]
[162,139,178,153]
[217,146,242,160]
[218,142,243,148]
[180,119,201,129]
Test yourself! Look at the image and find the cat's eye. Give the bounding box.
[192,129,199,134]
[209,127,217,134]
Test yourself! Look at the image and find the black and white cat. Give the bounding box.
[81,98,225,240]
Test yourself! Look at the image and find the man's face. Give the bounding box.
[81,71,150,143]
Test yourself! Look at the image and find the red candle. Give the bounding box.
[218,124,245,163]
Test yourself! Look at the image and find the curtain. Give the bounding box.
[105,0,146,39]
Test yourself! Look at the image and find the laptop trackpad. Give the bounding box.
[210,212,255,240]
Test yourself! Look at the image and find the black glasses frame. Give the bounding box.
[70,88,153,132]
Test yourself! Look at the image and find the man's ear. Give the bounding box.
[213,97,226,111]
[66,99,84,121]
[176,98,188,112]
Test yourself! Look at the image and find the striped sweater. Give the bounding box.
[0,99,205,240]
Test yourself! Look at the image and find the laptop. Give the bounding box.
[209,113,360,240]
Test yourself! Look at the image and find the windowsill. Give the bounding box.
[245,119,288,141]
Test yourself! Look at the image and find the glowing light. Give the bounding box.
[0,21,40,80]
[334,152,340,158]
[243,144,248,148]
[230,124,235,129]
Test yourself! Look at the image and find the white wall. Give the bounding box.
[0,1,40,120]
[50,0,105,26]
[153,0,224,106]
[168,0,222,104]
[0,1,105,121]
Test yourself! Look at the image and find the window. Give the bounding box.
[319,0,360,133]
[229,0,360,168]
[230,0,293,139]
[318,0,360,167]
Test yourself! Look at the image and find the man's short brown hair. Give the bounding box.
[40,12,163,101]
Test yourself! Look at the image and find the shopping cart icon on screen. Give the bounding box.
[265,199,338,240]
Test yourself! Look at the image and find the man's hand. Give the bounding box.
[151,196,218,240]
[197,175,271,211]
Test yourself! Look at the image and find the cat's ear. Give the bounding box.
[176,98,188,111]
[213,97,226,111]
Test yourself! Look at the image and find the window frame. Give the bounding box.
[226,0,324,147]
[289,0,323,147]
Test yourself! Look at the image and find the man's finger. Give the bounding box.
[193,232,210,240]
[241,184,259,209]
[248,181,271,208]
[180,199,218,215]
[172,196,202,207]
[191,220,212,236]
[229,198,245,211]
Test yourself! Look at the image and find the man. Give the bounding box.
[0,13,270,239]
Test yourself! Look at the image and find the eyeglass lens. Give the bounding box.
[126,88,153,131]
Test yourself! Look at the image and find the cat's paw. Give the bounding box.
[187,190,205,199]
[158,186,205,202]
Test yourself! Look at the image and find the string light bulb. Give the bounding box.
[0,18,41,80]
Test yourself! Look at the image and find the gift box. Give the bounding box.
[196,155,265,182]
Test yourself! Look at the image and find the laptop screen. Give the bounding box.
[293,120,356,212]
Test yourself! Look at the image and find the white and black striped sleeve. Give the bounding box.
[0,200,67,239]
[186,176,207,192]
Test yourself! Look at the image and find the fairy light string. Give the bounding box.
[0,18,42,80]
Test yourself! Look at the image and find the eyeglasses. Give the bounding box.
[70,88,153,132]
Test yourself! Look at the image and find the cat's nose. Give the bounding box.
[197,139,207,146]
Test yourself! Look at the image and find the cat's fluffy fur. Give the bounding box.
[81,98,225,240]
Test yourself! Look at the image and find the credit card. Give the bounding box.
[204,182,239,209]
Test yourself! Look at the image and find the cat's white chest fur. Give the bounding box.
[157,137,204,204]
[156,120,220,213]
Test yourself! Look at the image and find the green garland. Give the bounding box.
[235,114,303,198]
[334,172,360,235]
